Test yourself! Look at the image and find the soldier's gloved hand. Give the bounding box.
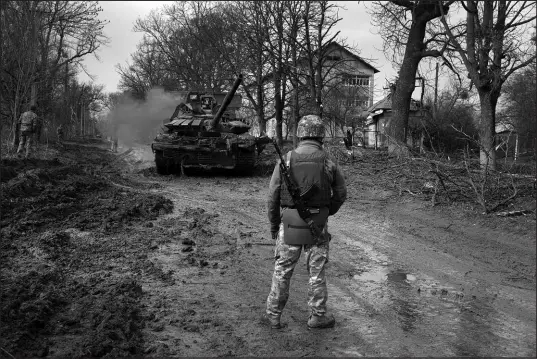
[271,231,278,240]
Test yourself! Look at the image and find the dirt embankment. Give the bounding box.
[1,142,172,358]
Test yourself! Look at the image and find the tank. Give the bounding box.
[151,74,270,175]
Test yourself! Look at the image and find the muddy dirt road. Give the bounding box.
[138,161,535,357]
[1,140,535,357]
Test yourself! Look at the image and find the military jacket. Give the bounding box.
[19,111,37,133]
[267,140,347,233]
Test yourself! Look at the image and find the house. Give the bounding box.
[321,42,380,110]
[494,122,535,160]
[267,41,380,138]
[362,90,429,149]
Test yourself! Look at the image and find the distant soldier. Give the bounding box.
[110,122,118,152]
[56,124,64,142]
[16,105,38,158]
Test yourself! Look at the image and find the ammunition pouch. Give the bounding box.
[281,207,328,245]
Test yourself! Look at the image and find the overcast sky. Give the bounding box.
[78,1,399,101]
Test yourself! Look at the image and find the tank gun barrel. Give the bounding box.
[209,74,243,129]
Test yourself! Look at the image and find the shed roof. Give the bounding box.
[363,93,426,123]
[365,93,423,114]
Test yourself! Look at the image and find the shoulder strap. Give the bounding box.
[286,150,292,167]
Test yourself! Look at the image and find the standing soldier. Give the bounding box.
[264,115,347,329]
[56,124,64,143]
[16,105,38,159]
[110,121,118,152]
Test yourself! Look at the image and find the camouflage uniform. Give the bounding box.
[56,124,64,142]
[267,221,330,318]
[111,122,119,152]
[17,110,38,158]
[266,119,347,322]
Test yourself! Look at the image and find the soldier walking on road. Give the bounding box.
[264,115,347,329]
[16,105,38,159]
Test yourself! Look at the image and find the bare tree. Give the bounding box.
[300,1,343,118]
[439,0,536,170]
[116,36,174,99]
[224,2,273,136]
[499,53,536,144]
[283,1,306,146]
[368,1,454,155]
[1,1,39,145]
[131,2,235,92]
[1,0,108,146]
[120,0,350,146]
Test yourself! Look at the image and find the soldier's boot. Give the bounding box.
[261,313,287,329]
[307,313,335,329]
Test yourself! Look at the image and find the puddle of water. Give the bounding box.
[353,267,389,282]
[349,265,536,356]
[354,268,418,286]
[338,229,535,356]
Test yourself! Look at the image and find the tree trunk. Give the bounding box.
[274,87,283,145]
[11,92,20,148]
[255,40,266,135]
[256,81,265,135]
[386,19,426,155]
[477,90,498,170]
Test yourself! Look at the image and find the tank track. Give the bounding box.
[234,151,256,173]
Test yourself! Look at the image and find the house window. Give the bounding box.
[345,98,369,108]
[342,75,370,87]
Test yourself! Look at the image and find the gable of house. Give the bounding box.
[323,42,380,74]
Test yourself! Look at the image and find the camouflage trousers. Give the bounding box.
[17,132,34,158]
[266,222,330,318]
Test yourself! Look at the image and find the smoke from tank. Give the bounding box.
[105,88,183,148]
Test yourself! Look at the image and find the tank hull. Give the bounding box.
[151,133,259,174]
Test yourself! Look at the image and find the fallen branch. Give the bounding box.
[487,175,518,213]
[1,347,15,359]
[496,209,534,217]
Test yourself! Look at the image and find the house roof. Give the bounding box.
[365,93,423,114]
[496,122,515,133]
[324,42,380,74]
[366,94,392,113]
[363,93,425,122]
[252,41,380,91]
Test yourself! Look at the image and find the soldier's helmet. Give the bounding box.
[297,115,325,139]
